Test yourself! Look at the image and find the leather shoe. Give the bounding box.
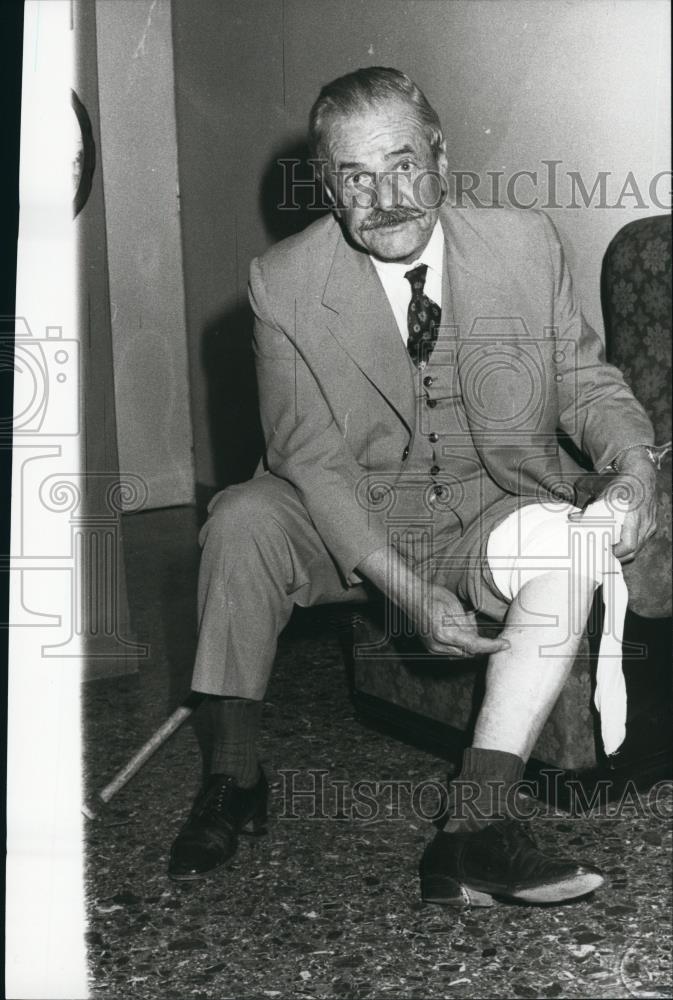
[420,819,604,906]
[168,769,268,881]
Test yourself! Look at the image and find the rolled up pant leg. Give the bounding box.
[191,472,367,699]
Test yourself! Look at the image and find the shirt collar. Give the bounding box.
[370,218,445,280]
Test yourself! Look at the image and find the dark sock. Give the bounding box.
[209,697,263,788]
[442,747,526,833]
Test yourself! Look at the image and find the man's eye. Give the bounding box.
[347,172,374,188]
[399,160,413,172]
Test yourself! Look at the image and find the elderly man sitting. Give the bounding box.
[168,67,656,906]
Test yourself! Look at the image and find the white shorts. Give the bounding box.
[485,498,629,757]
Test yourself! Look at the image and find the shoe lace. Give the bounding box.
[196,776,237,822]
[500,819,539,865]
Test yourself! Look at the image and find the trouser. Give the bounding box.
[191,469,516,698]
[192,473,624,720]
[191,473,370,699]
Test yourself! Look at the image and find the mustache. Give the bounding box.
[360,207,423,230]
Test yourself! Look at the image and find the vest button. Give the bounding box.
[426,398,437,408]
[429,432,439,443]
[430,465,440,475]
[402,446,409,461]
[423,375,433,387]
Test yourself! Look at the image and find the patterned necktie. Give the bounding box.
[404,263,441,368]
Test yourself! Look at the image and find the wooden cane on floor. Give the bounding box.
[83,692,206,820]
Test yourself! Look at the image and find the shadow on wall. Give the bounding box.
[199,140,330,514]
[259,137,330,243]
[200,299,261,515]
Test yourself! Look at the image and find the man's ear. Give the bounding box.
[433,137,450,205]
[435,136,449,177]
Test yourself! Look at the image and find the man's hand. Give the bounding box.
[356,546,509,659]
[415,583,510,658]
[609,459,657,563]
[570,448,657,564]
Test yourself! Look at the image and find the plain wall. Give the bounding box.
[76,1,139,675]
[172,0,671,493]
[97,0,195,510]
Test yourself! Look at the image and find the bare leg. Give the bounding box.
[423,568,606,903]
[472,569,599,762]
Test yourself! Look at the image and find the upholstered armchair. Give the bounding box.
[347,214,672,792]
[603,214,672,619]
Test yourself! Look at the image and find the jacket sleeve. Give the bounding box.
[538,212,654,471]
[249,255,391,585]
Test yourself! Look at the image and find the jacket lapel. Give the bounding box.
[438,206,563,491]
[321,230,416,432]
[439,205,512,345]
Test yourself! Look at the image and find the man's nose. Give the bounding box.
[375,170,405,210]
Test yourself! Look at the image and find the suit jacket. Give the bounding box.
[249,205,654,586]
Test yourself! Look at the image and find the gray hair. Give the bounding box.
[308,66,444,167]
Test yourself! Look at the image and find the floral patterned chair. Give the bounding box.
[603,214,672,618]
[347,214,672,794]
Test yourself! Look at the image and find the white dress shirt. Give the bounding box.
[370,219,444,344]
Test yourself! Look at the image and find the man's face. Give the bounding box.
[324,99,448,263]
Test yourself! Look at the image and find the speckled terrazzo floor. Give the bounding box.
[82,507,673,999]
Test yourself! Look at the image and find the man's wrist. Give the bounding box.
[608,444,657,474]
[356,546,424,618]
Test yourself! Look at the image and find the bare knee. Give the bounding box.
[512,568,599,625]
